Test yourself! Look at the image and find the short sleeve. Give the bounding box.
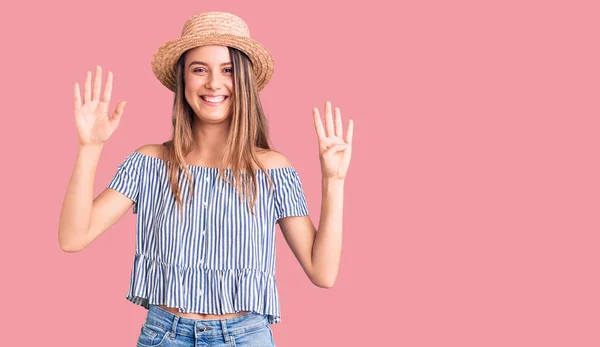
[106,152,142,203]
[273,168,309,222]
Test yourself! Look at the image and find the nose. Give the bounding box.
[205,72,223,91]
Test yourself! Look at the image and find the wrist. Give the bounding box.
[322,177,345,186]
[79,143,104,153]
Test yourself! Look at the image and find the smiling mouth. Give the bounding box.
[200,95,228,104]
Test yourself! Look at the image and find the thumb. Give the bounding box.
[323,143,348,156]
[110,101,126,127]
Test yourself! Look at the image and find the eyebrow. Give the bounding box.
[188,61,232,68]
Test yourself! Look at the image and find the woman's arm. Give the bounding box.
[279,178,345,288]
[58,144,105,251]
[311,178,345,286]
[58,66,130,252]
[278,101,353,287]
[58,145,135,252]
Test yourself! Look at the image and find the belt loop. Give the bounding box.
[170,315,180,339]
[220,319,231,343]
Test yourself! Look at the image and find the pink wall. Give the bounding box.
[2,0,599,346]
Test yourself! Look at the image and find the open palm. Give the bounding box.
[313,101,354,180]
[74,65,126,146]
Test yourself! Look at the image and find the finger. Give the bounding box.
[313,107,326,142]
[346,119,354,145]
[92,65,102,101]
[84,71,91,102]
[334,107,343,138]
[110,100,126,126]
[74,82,82,110]
[103,71,113,104]
[325,101,335,137]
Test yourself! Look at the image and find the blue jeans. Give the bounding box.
[136,305,276,347]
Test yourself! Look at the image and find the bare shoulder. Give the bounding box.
[134,144,165,160]
[256,148,293,170]
[133,145,293,169]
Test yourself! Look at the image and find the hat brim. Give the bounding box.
[151,34,274,92]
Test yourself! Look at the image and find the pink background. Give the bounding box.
[2,0,599,346]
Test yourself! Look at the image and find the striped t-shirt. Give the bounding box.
[106,151,309,324]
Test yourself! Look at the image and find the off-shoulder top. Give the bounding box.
[106,151,309,324]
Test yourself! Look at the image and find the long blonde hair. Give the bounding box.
[159,46,275,218]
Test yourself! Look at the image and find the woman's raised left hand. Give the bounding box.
[313,101,354,180]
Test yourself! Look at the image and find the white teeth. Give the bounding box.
[202,95,226,103]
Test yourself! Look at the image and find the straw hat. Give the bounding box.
[151,12,274,92]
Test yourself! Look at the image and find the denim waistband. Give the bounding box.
[144,305,269,339]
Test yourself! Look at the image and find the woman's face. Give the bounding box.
[183,45,233,123]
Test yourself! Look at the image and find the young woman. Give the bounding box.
[58,11,353,346]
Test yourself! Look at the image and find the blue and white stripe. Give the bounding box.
[107,151,309,324]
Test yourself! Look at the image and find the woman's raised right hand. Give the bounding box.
[74,65,126,147]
